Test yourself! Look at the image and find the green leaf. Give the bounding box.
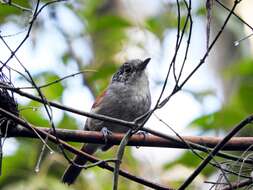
[61,52,71,65]
[164,151,201,169]
[186,89,216,104]
[190,104,246,132]
[224,58,253,77]
[20,101,49,127]
[146,14,175,39]
[0,139,37,187]
[57,113,78,130]
[238,81,253,113]
[0,1,31,23]
[164,151,214,177]
[87,63,117,82]
[146,8,190,39]
[33,72,64,101]
[196,6,206,16]
[85,63,118,94]
[2,175,73,190]
[190,112,215,130]
[90,15,131,32]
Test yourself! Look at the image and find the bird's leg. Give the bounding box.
[100,127,113,151]
[101,127,113,143]
[134,131,148,149]
[136,130,148,140]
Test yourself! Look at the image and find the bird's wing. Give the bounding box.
[91,89,107,109]
[84,89,108,131]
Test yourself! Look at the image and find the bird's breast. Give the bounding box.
[112,83,151,118]
[87,82,151,133]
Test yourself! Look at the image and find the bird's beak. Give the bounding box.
[139,58,151,70]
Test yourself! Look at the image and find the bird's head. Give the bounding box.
[112,58,151,85]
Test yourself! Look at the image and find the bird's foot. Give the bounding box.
[100,127,113,151]
[134,131,148,149]
[136,130,148,140]
[101,127,113,144]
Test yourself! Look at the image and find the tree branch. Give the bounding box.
[221,178,253,190]
[4,125,253,151]
[0,108,172,190]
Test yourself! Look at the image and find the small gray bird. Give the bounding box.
[62,58,151,185]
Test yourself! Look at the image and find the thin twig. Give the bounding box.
[0,1,32,12]
[0,108,172,190]
[215,0,253,31]
[221,178,253,190]
[84,159,117,170]
[177,0,192,83]
[178,113,253,190]
[1,83,252,164]
[113,130,132,190]
[154,114,252,180]
[20,70,97,90]
[0,0,76,173]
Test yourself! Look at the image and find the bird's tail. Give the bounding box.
[62,144,98,185]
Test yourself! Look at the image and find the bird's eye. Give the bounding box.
[124,64,131,73]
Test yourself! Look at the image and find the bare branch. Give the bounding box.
[5,125,253,152]
[179,113,253,190]
[0,107,173,190]
[221,178,253,190]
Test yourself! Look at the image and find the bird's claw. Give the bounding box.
[136,131,148,140]
[135,131,148,149]
[101,127,113,144]
[136,130,148,140]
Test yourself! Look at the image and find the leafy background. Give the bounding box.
[0,0,252,189]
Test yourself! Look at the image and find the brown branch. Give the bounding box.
[1,84,249,164]
[0,108,172,190]
[221,178,253,190]
[5,125,253,151]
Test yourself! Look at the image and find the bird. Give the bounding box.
[62,58,151,185]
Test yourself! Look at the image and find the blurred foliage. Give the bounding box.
[75,0,132,95]
[0,0,176,189]
[164,151,215,177]
[190,58,253,134]
[19,72,64,126]
[0,0,251,189]
[0,1,31,23]
[188,57,253,187]
[146,2,191,39]
[33,72,65,101]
